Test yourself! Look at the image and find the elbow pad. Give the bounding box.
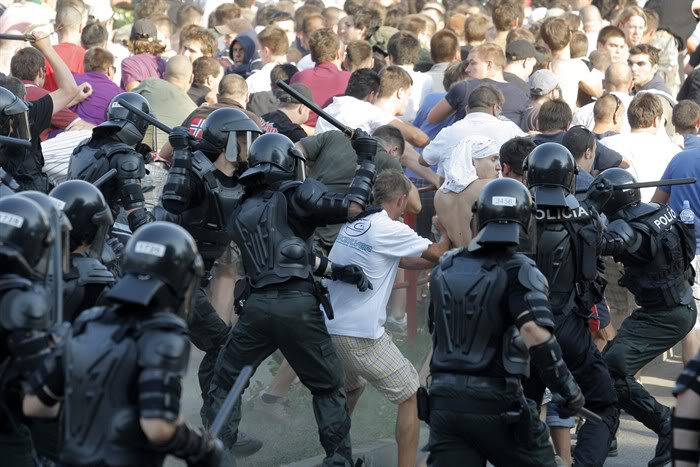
[529,335,579,401]
[345,160,376,209]
[128,207,154,232]
[162,149,192,211]
[602,219,640,255]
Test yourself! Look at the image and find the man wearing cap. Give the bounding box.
[262,83,311,143]
[503,40,542,95]
[523,69,561,132]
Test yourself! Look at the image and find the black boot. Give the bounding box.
[648,409,672,467]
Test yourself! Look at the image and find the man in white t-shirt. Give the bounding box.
[599,93,679,200]
[325,169,451,467]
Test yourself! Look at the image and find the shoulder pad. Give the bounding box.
[72,257,116,286]
[137,317,190,372]
[514,256,549,295]
[191,151,216,177]
[0,274,33,293]
[293,178,327,208]
[104,143,137,158]
[619,202,661,222]
[115,151,146,179]
[73,306,110,330]
[279,179,303,193]
[439,247,467,270]
[0,285,51,331]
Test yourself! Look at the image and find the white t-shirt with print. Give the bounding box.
[325,210,431,339]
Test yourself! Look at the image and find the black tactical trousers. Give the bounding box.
[0,424,37,467]
[523,311,619,467]
[188,287,231,410]
[427,377,557,467]
[206,286,353,467]
[604,300,697,434]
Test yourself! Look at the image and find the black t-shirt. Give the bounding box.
[262,110,307,143]
[533,131,623,173]
[1,94,53,192]
[446,78,528,127]
[503,72,529,95]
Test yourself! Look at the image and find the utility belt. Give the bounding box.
[234,277,335,320]
[623,273,692,308]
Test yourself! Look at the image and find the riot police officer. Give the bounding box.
[67,92,154,234]
[50,180,116,321]
[158,107,264,455]
[23,221,227,467]
[594,168,698,467]
[204,131,377,466]
[522,143,625,466]
[426,177,584,466]
[0,195,54,467]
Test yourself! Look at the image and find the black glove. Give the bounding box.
[351,128,378,164]
[553,388,585,418]
[189,438,224,467]
[169,126,191,151]
[331,264,373,292]
[586,177,613,212]
[134,142,153,163]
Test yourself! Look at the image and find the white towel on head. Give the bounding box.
[440,136,498,193]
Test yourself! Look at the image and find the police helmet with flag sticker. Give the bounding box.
[106,222,204,312]
[0,195,53,277]
[199,107,263,163]
[470,178,536,251]
[95,92,152,146]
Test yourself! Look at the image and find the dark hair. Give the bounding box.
[387,31,421,66]
[597,25,624,45]
[468,84,505,110]
[672,100,700,133]
[176,4,203,28]
[430,29,459,64]
[0,76,26,100]
[499,137,535,176]
[84,47,114,73]
[345,68,381,100]
[270,63,299,88]
[192,56,222,85]
[345,40,373,71]
[443,61,468,90]
[537,99,573,132]
[540,17,571,52]
[255,5,282,27]
[373,125,405,155]
[10,48,45,81]
[354,7,383,39]
[562,126,596,159]
[81,21,108,49]
[628,44,660,67]
[628,93,662,129]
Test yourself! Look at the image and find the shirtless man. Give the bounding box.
[541,16,603,111]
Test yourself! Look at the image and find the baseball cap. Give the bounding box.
[130,18,157,42]
[275,83,313,105]
[529,69,560,96]
[505,40,544,62]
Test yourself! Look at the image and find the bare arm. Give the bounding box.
[32,33,81,115]
[650,188,670,204]
[389,119,430,148]
[406,182,421,214]
[140,418,179,445]
[23,392,60,418]
[401,145,440,187]
[519,321,554,347]
[427,98,455,125]
[125,81,141,92]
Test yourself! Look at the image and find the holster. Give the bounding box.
[314,281,334,320]
[233,278,251,316]
[417,386,430,423]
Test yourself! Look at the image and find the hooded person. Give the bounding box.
[227,30,261,78]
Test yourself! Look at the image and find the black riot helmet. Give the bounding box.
[470,178,536,251]
[0,87,30,141]
[238,133,306,187]
[50,180,114,257]
[523,143,578,208]
[106,222,204,314]
[199,107,263,163]
[591,168,641,218]
[95,92,152,146]
[0,195,53,277]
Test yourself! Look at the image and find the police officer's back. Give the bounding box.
[67,92,154,233]
[426,178,584,467]
[0,196,53,467]
[23,222,226,467]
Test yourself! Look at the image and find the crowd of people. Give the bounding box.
[4,0,700,466]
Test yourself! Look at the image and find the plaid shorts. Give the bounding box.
[331,332,419,404]
[693,255,700,331]
[602,256,636,330]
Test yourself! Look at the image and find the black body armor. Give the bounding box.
[614,202,695,308]
[60,307,189,467]
[63,255,115,322]
[429,250,543,378]
[67,136,153,232]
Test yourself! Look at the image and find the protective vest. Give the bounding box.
[534,204,600,315]
[180,152,243,268]
[60,307,187,467]
[617,203,695,308]
[63,255,115,322]
[429,250,530,378]
[230,181,312,288]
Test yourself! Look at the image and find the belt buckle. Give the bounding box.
[575,282,583,296]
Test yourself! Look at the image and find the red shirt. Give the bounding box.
[289,62,351,127]
[22,81,79,140]
[43,43,86,92]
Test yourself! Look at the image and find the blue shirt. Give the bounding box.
[684,134,700,151]
[408,92,453,179]
[659,147,700,251]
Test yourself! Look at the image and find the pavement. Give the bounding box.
[164,348,685,467]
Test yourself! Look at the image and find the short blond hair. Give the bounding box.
[469,43,505,70]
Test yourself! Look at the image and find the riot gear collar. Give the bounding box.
[199,107,262,163]
[591,168,641,219]
[523,143,578,209]
[0,195,52,277]
[0,87,30,142]
[106,222,204,315]
[238,133,306,187]
[96,92,152,146]
[50,180,114,258]
[470,178,536,251]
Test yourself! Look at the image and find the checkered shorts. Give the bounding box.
[331,332,419,404]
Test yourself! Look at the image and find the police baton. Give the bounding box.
[93,168,117,188]
[0,135,32,149]
[51,208,64,323]
[551,394,603,423]
[116,98,174,135]
[0,33,33,41]
[210,366,254,439]
[275,80,354,138]
[576,177,697,194]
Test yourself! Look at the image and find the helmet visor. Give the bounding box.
[225,131,260,163]
[7,111,30,142]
